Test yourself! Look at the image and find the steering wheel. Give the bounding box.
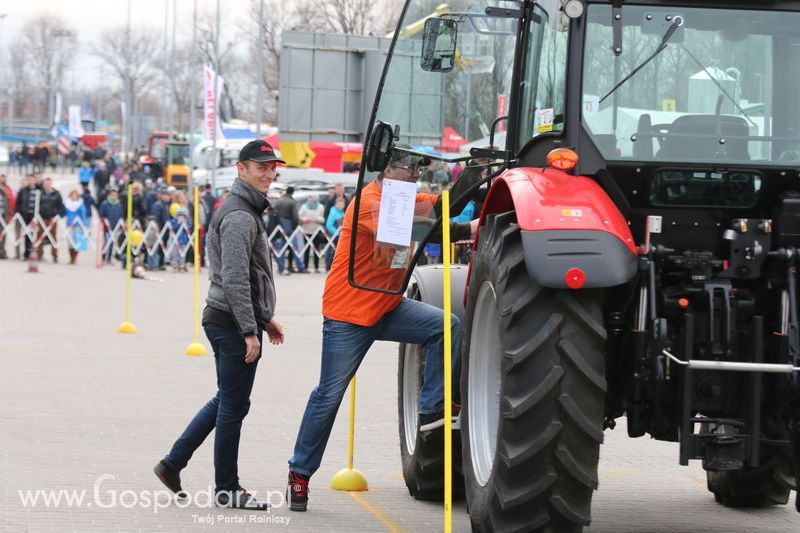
[411,216,435,242]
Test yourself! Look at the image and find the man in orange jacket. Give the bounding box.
[286,149,478,511]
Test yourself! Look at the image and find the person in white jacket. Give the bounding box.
[298,194,326,273]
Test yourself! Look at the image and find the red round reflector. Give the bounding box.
[565,268,586,289]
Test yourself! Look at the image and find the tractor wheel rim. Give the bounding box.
[469,281,502,487]
[402,342,422,455]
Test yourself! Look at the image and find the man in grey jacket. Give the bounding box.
[154,140,285,510]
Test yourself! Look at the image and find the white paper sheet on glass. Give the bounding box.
[376,178,417,247]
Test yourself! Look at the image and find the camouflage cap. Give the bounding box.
[389,144,431,168]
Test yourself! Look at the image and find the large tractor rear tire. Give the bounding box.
[461,211,607,532]
[707,445,796,507]
[398,282,464,501]
[398,340,464,500]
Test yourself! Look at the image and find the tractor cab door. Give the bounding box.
[348,0,523,294]
[165,143,190,166]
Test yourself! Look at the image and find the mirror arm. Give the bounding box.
[470,146,511,164]
[483,6,523,19]
[489,115,508,148]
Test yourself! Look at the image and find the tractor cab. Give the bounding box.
[164,141,191,188]
[141,132,191,187]
[352,0,800,288]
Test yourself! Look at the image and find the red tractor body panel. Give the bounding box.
[471,167,638,290]
[479,167,636,253]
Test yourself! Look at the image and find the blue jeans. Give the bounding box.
[146,250,160,269]
[275,217,306,273]
[289,298,460,477]
[163,325,262,491]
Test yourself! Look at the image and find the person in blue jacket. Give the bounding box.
[147,188,172,269]
[324,197,346,271]
[78,161,95,188]
[98,188,124,264]
[64,190,89,265]
[168,208,192,271]
[81,185,96,216]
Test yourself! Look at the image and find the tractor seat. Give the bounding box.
[657,114,750,162]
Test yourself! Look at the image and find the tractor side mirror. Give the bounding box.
[366,121,395,172]
[421,18,458,73]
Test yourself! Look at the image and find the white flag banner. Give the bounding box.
[203,64,225,142]
[202,64,213,140]
[53,93,63,125]
[68,105,84,138]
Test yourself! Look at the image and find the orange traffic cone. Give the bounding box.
[27,250,40,273]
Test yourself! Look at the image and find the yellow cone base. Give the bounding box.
[330,468,368,491]
[185,342,207,356]
[118,321,137,334]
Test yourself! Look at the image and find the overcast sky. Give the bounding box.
[1,0,255,88]
[1,0,242,31]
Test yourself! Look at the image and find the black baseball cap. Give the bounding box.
[238,140,285,164]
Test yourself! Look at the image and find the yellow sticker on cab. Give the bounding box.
[562,209,583,217]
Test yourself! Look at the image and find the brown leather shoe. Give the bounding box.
[153,460,186,498]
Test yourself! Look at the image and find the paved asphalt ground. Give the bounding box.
[1,169,799,532]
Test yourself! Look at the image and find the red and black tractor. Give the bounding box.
[349,1,800,530]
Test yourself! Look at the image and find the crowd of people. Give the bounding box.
[0,154,360,274]
[1,140,484,274]
[0,167,208,271]
[5,140,118,176]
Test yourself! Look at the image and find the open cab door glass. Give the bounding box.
[349,0,521,294]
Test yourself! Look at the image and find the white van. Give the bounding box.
[191,139,251,185]
[211,166,359,194]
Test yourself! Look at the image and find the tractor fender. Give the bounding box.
[408,264,470,325]
[476,167,637,289]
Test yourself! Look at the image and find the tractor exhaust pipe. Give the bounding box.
[662,349,800,374]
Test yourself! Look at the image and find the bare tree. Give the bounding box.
[156,38,223,133]
[81,84,119,123]
[4,41,34,118]
[239,0,292,124]
[296,0,380,35]
[17,14,77,123]
[91,26,161,118]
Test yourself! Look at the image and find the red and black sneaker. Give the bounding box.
[287,471,309,512]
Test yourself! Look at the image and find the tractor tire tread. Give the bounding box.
[462,211,605,532]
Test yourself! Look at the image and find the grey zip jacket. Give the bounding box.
[205,178,276,337]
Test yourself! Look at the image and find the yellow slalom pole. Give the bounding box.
[118,184,136,334]
[442,190,453,533]
[331,376,368,491]
[347,376,357,469]
[186,186,207,356]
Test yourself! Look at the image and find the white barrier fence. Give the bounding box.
[0,213,339,264]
